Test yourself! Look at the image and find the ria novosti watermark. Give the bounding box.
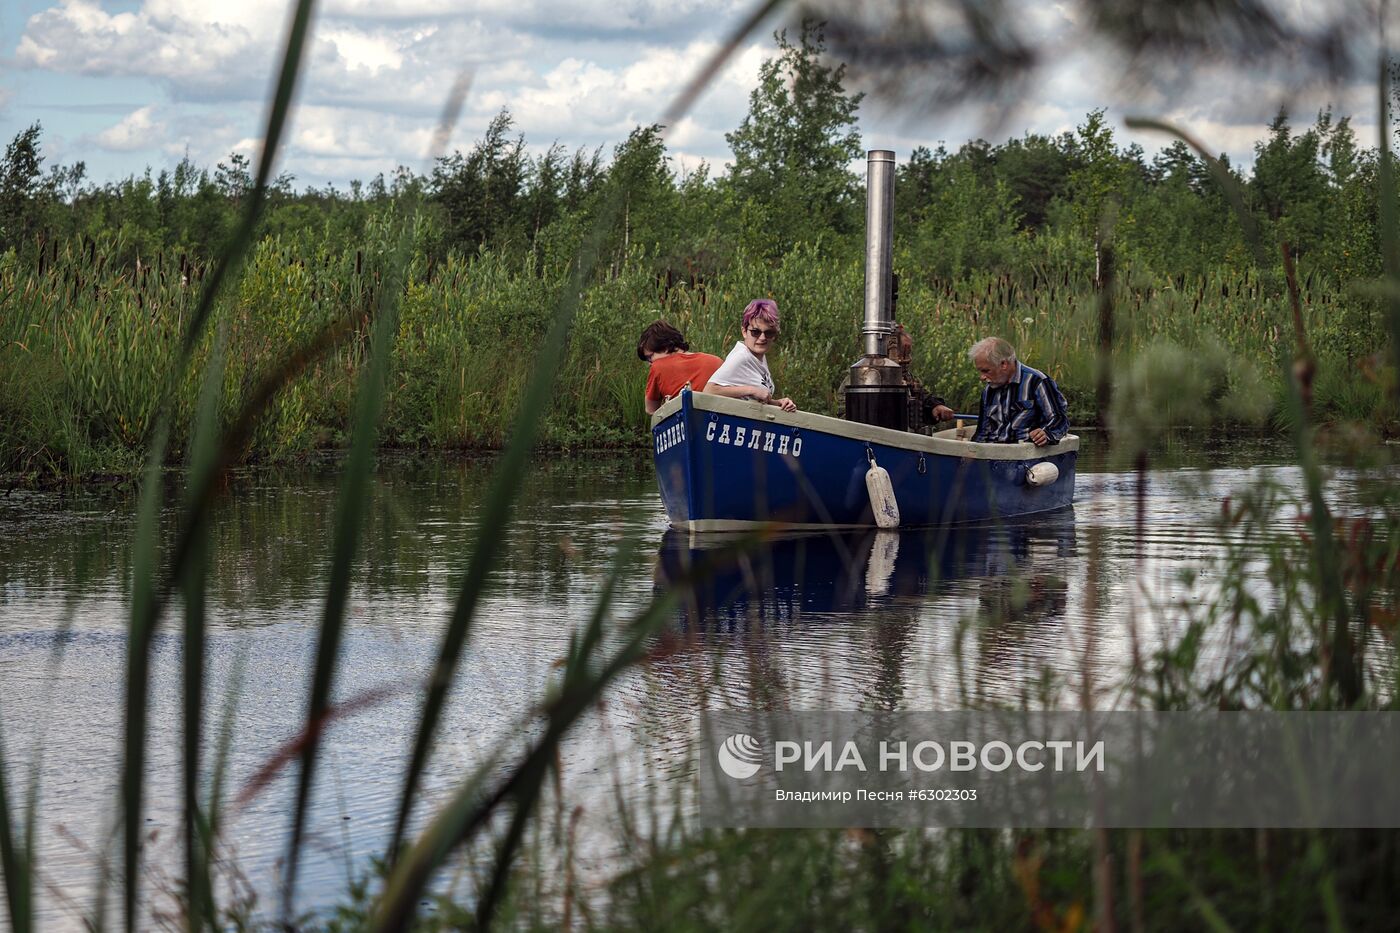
[697,712,1400,828]
[762,735,1105,776]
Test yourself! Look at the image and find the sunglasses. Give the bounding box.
[747,327,779,340]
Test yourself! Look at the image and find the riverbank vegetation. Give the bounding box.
[2,2,1400,929]
[2,23,1396,479]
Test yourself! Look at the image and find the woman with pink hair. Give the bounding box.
[703,298,797,412]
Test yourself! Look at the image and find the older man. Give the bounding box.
[931,337,1069,446]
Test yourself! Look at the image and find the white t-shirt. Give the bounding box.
[707,341,775,400]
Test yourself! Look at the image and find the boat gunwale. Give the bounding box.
[650,390,1079,462]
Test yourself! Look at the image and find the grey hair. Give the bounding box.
[969,336,1016,366]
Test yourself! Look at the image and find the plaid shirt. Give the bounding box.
[972,362,1070,444]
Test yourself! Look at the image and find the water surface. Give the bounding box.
[0,437,1378,927]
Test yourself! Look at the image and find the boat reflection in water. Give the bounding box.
[654,511,1077,632]
[651,513,1079,708]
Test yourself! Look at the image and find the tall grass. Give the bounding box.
[0,0,780,928]
[297,451,1396,932]
[2,233,1391,480]
[1,0,1399,930]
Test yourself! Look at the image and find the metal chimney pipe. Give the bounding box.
[862,150,896,357]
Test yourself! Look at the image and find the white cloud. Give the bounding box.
[323,0,747,32]
[319,26,406,72]
[289,105,436,162]
[668,116,704,148]
[157,107,259,165]
[9,0,764,186]
[7,0,1389,187]
[16,0,266,91]
[13,0,749,105]
[463,38,761,162]
[93,105,164,151]
[140,0,289,36]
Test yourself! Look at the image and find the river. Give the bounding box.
[0,435,1380,928]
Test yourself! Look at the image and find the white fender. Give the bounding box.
[865,456,900,528]
[1026,462,1060,487]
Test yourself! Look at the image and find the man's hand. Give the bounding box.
[1029,428,1049,446]
[931,404,955,421]
[774,397,797,412]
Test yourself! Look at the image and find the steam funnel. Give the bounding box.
[862,150,896,356]
[845,149,908,431]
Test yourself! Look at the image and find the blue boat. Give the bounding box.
[648,149,1078,531]
[650,389,1077,530]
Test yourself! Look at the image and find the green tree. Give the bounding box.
[563,145,604,213]
[895,145,940,232]
[1122,141,1244,275]
[431,109,529,255]
[82,172,165,266]
[215,152,253,202]
[1318,108,1358,190]
[1314,108,1365,277]
[600,125,679,270]
[1250,108,1327,259]
[522,143,566,250]
[993,132,1078,232]
[0,123,46,254]
[724,20,864,256]
[1066,109,1126,285]
[910,151,1023,279]
[153,154,234,256]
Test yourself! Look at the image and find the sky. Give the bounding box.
[0,0,1388,191]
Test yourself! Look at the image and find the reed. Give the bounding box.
[306,444,1399,931]
[1,2,1398,930]
[0,0,781,928]
[2,234,1390,482]
[0,720,35,933]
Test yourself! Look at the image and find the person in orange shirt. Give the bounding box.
[637,320,723,414]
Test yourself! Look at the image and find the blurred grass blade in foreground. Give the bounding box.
[0,720,33,933]
[179,320,227,933]
[118,1,320,929]
[372,546,732,930]
[387,0,792,860]
[283,218,410,916]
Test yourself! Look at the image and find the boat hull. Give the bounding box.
[651,390,1077,530]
